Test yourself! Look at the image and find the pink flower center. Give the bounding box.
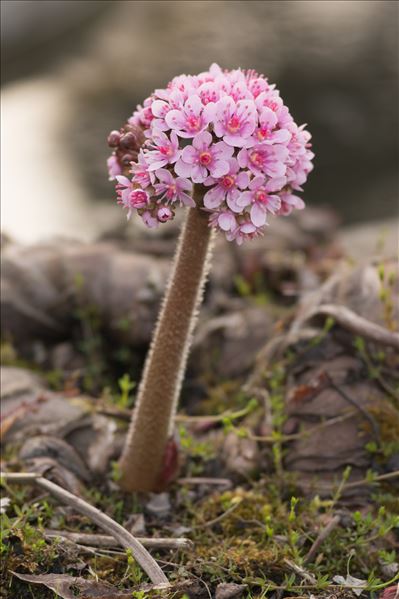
[257,127,269,141]
[267,101,278,112]
[158,207,172,222]
[159,145,173,156]
[166,184,177,200]
[201,91,217,105]
[143,107,154,122]
[227,115,241,133]
[129,190,148,208]
[250,151,264,167]
[199,151,212,166]
[221,175,235,189]
[186,116,201,132]
[255,190,267,204]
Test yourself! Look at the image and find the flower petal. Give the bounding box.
[209,159,230,178]
[250,203,267,227]
[218,212,236,231]
[174,159,193,178]
[204,186,225,209]
[193,130,212,150]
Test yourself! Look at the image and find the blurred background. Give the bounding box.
[1,0,398,243]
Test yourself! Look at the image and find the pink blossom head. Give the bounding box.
[107,64,314,241]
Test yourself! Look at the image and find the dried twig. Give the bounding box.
[343,470,399,489]
[177,477,232,487]
[191,500,242,530]
[283,558,317,585]
[308,304,399,350]
[325,374,380,442]
[44,530,193,550]
[304,514,341,564]
[250,411,356,443]
[0,472,168,585]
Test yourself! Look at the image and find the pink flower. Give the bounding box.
[247,75,269,98]
[142,211,159,228]
[254,107,291,145]
[213,97,257,147]
[278,191,305,216]
[237,176,282,226]
[116,175,150,218]
[237,144,288,177]
[150,89,185,132]
[203,158,249,211]
[226,220,261,245]
[157,206,174,222]
[154,169,195,207]
[175,131,233,183]
[197,81,221,105]
[209,210,237,232]
[131,153,152,188]
[146,130,180,171]
[165,95,215,138]
[255,88,283,114]
[169,74,199,99]
[108,63,313,242]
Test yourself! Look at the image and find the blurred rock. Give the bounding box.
[1,240,170,355]
[191,307,274,379]
[215,583,247,599]
[20,435,89,478]
[145,493,171,519]
[222,432,260,479]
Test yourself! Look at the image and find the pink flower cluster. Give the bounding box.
[108,64,314,244]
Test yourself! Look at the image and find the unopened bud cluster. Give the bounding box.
[107,124,145,177]
[107,64,314,243]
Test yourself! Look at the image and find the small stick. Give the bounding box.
[308,304,399,350]
[0,472,168,585]
[298,470,399,494]
[44,530,193,550]
[343,470,399,489]
[250,411,356,443]
[191,500,241,530]
[325,375,380,442]
[304,514,341,564]
[283,558,317,585]
[177,477,232,487]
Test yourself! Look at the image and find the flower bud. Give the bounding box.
[107,130,121,147]
[129,189,149,209]
[157,206,173,222]
[121,153,134,166]
[120,132,138,150]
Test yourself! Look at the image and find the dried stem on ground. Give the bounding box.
[308,304,399,349]
[304,514,342,564]
[0,472,168,584]
[44,530,193,550]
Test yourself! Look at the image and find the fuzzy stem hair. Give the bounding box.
[118,185,214,492]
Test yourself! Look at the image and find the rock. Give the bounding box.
[292,258,399,332]
[1,241,170,354]
[144,493,171,519]
[19,435,91,482]
[215,583,248,599]
[222,431,260,478]
[191,307,274,379]
[65,414,118,475]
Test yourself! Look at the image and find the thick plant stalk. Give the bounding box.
[119,186,214,492]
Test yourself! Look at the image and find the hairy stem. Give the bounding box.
[119,186,214,492]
